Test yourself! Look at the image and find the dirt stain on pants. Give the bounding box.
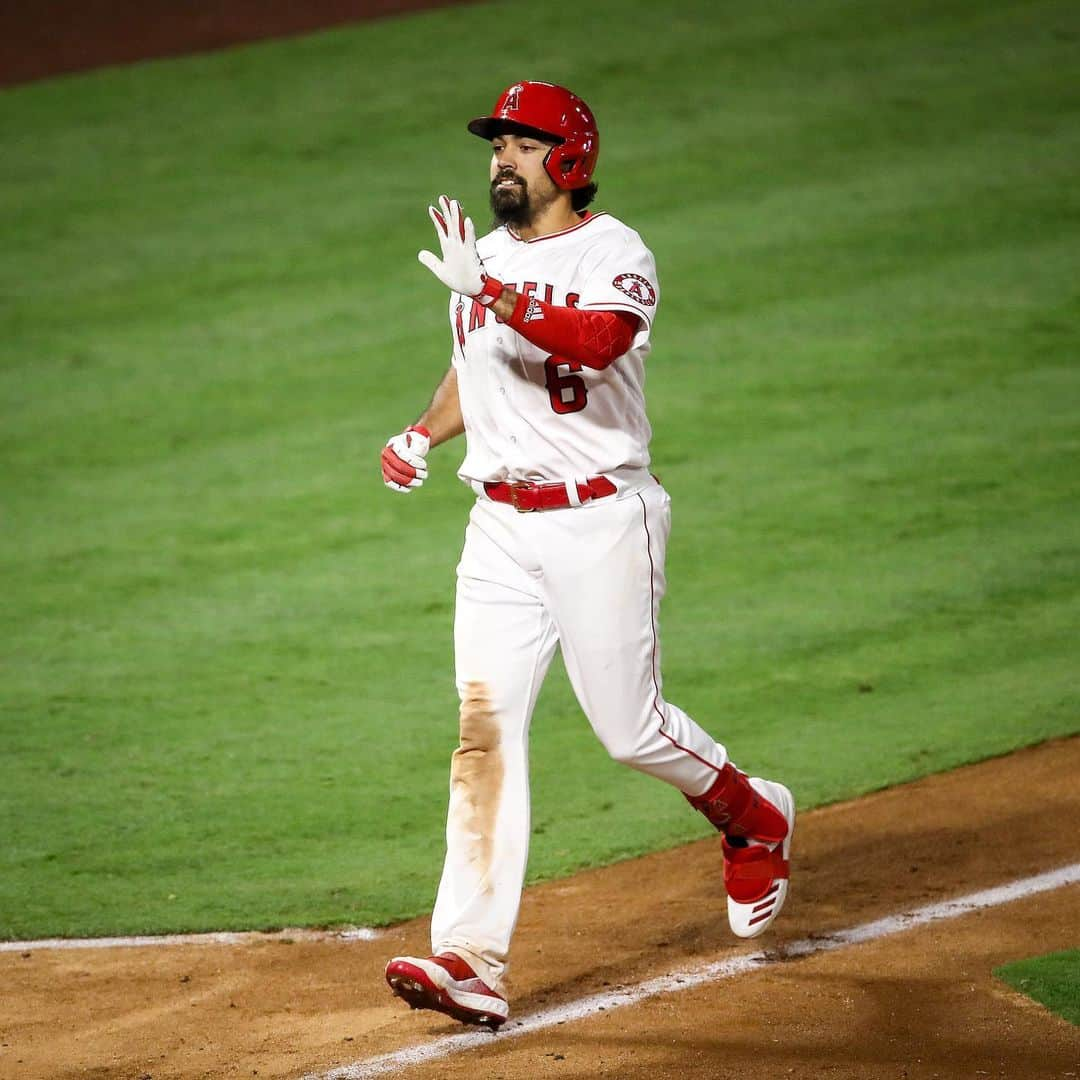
[451,681,503,892]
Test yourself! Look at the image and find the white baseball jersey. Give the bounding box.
[447,211,660,484]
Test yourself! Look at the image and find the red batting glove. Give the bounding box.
[381,426,431,493]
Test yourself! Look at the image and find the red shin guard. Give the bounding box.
[685,764,789,844]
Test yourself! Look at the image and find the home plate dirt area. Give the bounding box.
[2,737,1078,1080]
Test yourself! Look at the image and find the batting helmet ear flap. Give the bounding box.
[541,144,579,187]
[543,131,597,190]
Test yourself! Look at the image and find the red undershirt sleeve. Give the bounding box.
[506,294,639,370]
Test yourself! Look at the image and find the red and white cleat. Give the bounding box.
[685,765,796,938]
[722,779,795,938]
[385,952,509,1029]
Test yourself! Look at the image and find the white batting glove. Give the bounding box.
[381,426,431,493]
[417,195,503,305]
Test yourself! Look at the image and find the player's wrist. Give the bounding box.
[474,274,504,306]
[407,424,432,441]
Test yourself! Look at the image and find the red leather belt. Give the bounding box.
[484,476,618,513]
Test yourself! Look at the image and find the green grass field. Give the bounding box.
[2,0,1078,939]
[996,949,1080,1025]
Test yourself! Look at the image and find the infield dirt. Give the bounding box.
[0,0,478,87]
[3,736,1078,1079]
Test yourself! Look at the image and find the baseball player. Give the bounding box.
[381,82,795,1029]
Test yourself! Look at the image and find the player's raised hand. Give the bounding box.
[381,425,431,493]
[418,196,502,304]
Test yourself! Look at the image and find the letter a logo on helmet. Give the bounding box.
[467,81,599,191]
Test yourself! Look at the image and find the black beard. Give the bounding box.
[490,173,533,227]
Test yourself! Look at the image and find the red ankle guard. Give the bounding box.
[686,765,788,844]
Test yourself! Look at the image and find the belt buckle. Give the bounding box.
[509,481,535,513]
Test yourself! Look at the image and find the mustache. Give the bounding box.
[491,171,526,189]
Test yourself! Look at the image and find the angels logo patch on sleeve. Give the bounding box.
[613,273,657,306]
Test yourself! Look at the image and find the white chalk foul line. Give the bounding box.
[307,861,1080,1080]
[0,925,380,953]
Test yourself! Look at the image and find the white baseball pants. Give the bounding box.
[430,479,730,990]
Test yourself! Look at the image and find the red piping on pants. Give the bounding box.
[637,493,723,778]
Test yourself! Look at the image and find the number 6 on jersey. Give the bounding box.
[544,354,588,414]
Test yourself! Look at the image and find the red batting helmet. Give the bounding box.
[467,81,599,191]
